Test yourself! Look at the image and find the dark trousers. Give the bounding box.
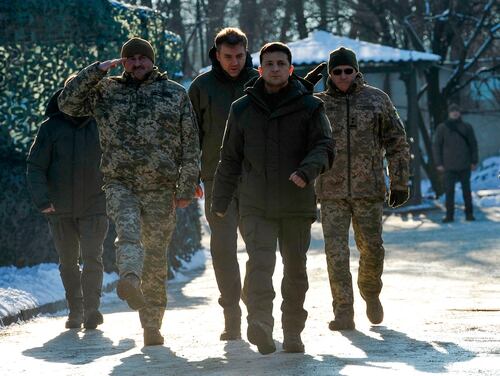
[444,169,473,218]
[48,215,108,312]
[204,180,242,319]
[241,215,311,335]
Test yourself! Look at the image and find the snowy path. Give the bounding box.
[0,207,499,375]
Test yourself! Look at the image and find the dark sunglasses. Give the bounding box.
[332,68,355,76]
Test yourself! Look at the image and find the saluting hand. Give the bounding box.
[98,58,126,72]
[41,204,55,214]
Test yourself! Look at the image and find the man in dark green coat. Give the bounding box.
[433,103,478,222]
[188,27,258,340]
[212,42,334,354]
[27,88,108,330]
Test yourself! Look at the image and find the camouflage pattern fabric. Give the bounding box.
[105,182,176,329]
[315,74,410,200]
[320,199,384,318]
[58,62,200,197]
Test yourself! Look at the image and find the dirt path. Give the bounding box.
[1,207,499,375]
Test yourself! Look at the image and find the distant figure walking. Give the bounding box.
[27,87,108,330]
[433,103,478,223]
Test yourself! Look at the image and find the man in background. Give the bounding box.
[433,103,478,222]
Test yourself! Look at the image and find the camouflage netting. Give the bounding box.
[0,0,202,275]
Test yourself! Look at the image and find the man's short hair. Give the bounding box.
[215,28,248,49]
[259,42,292,64]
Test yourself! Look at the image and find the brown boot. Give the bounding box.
[328,315,355,331]
[144,328,164,346]
[283,333,305,353]
[247,321,276,355]
[116,274,146,310]
[220,316,241,341]
[366,298,384,324]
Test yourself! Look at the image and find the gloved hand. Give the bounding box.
[304,62,327,86]
[388,188,409,208]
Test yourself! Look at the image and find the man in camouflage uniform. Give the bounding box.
[315,47,410,331]
[188,27,258,341]
[58,37,200,346]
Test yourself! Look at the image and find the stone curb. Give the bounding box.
[0,280,118,328]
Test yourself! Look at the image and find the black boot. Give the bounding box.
[65,310,84,329]
[283,333,305,353]
[247,321,276,355]
[366,297,384,324]
[84,309,103,329]
[117,273,146,310]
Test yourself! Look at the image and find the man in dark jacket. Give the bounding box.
[315,47,410,331]
[27,88,108,330]
[212,42,334,354]
[433,104,478,222]
[188,28,258,341]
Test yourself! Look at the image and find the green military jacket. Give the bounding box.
[212,75,334,219]
[58,62,200,198]
[315,74,410,200]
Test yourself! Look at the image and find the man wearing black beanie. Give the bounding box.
[315,46,411,331]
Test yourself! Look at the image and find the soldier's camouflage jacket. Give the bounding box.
[315,74,410,200]
[58,62,200,197]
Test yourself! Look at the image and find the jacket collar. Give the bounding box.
[245,73,312,117]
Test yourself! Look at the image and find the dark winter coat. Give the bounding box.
[433,118,478,172]
[188,46,259,181]
[212,75,334,220]
[315,75,411,200]
[27,89,105,218]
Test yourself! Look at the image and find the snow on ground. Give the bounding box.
[0,264,118,319]
[421,155,500,208]
[0,251,207,321]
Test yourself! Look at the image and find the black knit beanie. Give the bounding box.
[121,37,155,64]
[328,47,359,72]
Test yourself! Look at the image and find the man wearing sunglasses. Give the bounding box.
[315,47,410,331]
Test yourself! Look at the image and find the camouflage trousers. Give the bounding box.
[105,182,176,329]
[320,198,384,318]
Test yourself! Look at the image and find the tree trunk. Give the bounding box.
[293,0,308,39]
[239,0,258,51]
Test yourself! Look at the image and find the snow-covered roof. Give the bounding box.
[251,30,441,67]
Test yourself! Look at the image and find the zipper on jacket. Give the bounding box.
[346,95,352,196]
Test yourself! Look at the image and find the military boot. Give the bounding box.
[328,315,355,331]
[144,328,164,346]
[220,315,241,341]
[84,309,104,329]
[65,310,84,329]
[247,321,276,355]
[116,273,146,310]
[366,297,384,324]
[282,333,305,353]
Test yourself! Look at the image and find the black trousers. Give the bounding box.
[444,169,473,218]
[48,215,109,312]
[204,180,242,320]
[241,215,311,335]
